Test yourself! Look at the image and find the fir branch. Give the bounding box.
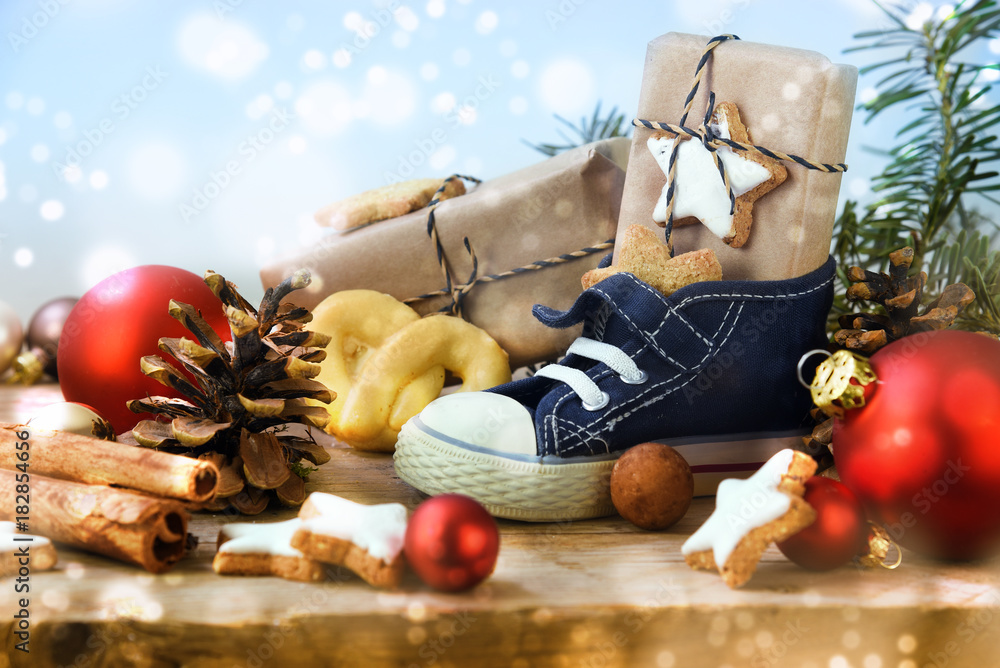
[526,102,632,156]
[833,0,1000,334]
[288,461,319,480]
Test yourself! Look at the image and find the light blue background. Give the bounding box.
[1,0,994,322]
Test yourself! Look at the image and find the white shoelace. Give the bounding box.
[534,337,647,410]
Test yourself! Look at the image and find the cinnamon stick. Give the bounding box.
[0,469,189,573]
[0,423,218,503]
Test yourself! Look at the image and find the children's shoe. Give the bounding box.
[393,257,835,521]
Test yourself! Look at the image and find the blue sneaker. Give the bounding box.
[393,257,835,521]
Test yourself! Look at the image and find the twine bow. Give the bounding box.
[404,174,614,318]
[419,174,483,318]
[632,34,848,257]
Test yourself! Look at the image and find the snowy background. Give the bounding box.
[1,0,997,322]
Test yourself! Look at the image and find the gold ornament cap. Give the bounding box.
[856,523,902,570]
[9,351,44,386]
[798,350,878,419]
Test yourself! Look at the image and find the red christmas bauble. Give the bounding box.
[834,330,1000,561]
[778,477,867,571]
[404,494,500,592]
[58,265,231,434]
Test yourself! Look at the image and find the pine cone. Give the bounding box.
[125,269,334,515]
[801,407,832,449]
[834,247,975,354]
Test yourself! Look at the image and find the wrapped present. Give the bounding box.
[260,138,629,370]
[618,33,858,279]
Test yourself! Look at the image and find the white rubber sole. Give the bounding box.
[393,418,810,522]
[394,419,617,521]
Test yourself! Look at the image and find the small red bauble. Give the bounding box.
[778,476,867,571]
[58,266,231,434]
[404,494,500,592]
[834,330,1000,561]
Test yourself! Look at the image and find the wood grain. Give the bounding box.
[1,384,999,667]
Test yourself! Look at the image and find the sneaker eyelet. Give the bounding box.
[582,391,610,412]
[620,369,648,385]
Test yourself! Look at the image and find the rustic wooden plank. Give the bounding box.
[0,382,64,426]
[1,384,1000,667]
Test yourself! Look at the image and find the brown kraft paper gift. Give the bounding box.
[617,33,858,279]
[261,138,629,370]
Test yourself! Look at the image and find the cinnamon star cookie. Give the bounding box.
[648,101,786,248]
[581,224,722,297]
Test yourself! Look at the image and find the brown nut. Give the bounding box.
[610,442,693,530]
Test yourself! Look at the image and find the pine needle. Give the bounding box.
[832,0,1000,334]
[525,102,632,156]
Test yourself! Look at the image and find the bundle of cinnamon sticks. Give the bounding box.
[0,423,219,573]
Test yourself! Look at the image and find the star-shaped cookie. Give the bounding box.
[681,449,817,588]
[291,492,409,589]
[648,101,787,248]
[581,224,722,297]
[314,178,467,230]
[213,518,327,582]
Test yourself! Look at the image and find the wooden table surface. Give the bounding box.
[2,383,999,668]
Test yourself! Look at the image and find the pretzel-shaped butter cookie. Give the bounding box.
[310,290,512,452]
[309,290,444,437]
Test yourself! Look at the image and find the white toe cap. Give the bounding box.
[417,392,538,456]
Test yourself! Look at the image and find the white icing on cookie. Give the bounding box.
[299,493,408,563]
[681,449,796,567]
[218,518,304,557]
[0,521,51,550]
[648,115,772,239]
